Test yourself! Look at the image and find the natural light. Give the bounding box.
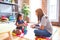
[29,0,59,22]
[29,0,42,23]
[47,0,59,22]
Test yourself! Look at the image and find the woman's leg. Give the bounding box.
[34,29,51,37]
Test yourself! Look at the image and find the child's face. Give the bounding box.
[19,16,23,20]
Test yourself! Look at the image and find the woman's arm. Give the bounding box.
[39,25,44,30]
[39,16,47,30]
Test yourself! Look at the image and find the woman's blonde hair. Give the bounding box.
[35,8,44,21]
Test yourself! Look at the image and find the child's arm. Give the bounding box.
[16,22,24,27]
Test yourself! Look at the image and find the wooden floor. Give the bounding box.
[3,35,30,40]
[52,26,60,40]
[0,32,31,40]
[4,37,30,40]
[0,26,60,40]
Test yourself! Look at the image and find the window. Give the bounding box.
[47,0,59,22]
[29,0,42,23]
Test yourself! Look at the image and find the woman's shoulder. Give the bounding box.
[42,15,48,19]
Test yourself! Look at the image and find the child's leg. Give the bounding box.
[24,30,27,35]
[22,27,27,35]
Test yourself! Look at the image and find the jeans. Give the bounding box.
[34,29,52,37]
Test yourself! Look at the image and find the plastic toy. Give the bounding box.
[35,36,50,40]
[1,16,9,22]
[9,15,15,21]
[12,29,24,38]
[12,33,16,36]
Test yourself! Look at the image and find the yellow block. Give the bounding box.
[37,38,46,40]
[12,33,16,36]
[41,38,46,40]
[38,38,41,40]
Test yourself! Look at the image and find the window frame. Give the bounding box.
[47,0,60,26]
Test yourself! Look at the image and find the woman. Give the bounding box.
[31,8,52,37]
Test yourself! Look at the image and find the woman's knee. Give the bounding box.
[34,30,38,33]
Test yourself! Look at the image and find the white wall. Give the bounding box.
[29,0,42,23]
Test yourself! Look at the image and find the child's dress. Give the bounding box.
[16,20,27,37]
[16,20,24,30]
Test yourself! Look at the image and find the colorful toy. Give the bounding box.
[17,33,24,38]
[12,32,16,36]
[1,16,7,20]
[9,15,15,21]
[35,36,50,40]
[1,16,9,22]
[12,29,24,38]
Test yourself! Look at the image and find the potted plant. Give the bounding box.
[21,3,30,23]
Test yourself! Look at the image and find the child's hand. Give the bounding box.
[23,23,26,26]
[24,21,28,26]
[22,23,25,26]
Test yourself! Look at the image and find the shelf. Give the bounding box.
[0,2,17,6]
[0,0,18,17]
[0,12,18,13]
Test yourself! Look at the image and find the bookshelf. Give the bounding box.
[0,0,18,17]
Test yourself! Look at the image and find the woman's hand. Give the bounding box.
[31,25,35,28]
[40,25,44,30]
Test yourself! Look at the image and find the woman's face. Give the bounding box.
[19,16,23,20]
